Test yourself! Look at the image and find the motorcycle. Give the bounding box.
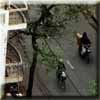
[79,44,91,63]
[76,33,91,63]
[56,68,66,89]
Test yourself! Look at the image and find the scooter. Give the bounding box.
[56,69,66,89]
[79,44,91,63]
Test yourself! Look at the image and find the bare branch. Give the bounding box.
[48,5,55,10]
[82,11,97,31]
[82,10,98,25]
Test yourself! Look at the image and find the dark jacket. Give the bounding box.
[57,62,66,71]
[81,32,91,45]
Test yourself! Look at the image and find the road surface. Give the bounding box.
[47,14,96,96]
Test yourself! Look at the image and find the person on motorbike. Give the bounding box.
[80,32,91,56]
[56,59,66,82]
[81,32,91,46]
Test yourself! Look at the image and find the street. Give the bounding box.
[9,5,97,96]
[47,14,96,96]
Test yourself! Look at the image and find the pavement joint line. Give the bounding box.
[66,60,74,70]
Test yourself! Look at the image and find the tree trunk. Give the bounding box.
[26,36,38,96]
[26,5,55,96]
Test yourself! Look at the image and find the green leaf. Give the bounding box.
[38,39,63,73]
[88,80,97,96]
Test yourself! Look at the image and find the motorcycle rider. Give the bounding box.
[81,32,91,46]
[80,32,91,56]
[56,59,66,82]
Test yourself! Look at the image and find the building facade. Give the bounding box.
[0,0,27,98]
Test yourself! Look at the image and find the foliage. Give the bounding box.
[36,5,96,38]
[13,5,96,96]
[88,80,97,96]
[37,38,63,73]
[28,5,96,73]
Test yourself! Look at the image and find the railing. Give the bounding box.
[8,4,27,29]
[3,3,27,30]
[5,43,23,84]
[5,65,23,83]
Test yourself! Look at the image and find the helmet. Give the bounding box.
[59,58,63,63]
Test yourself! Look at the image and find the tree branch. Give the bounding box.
[82,10,98,25]
[82,11,97,31]
[48,5,55,10]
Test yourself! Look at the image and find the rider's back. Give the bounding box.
[81,32,91,45]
